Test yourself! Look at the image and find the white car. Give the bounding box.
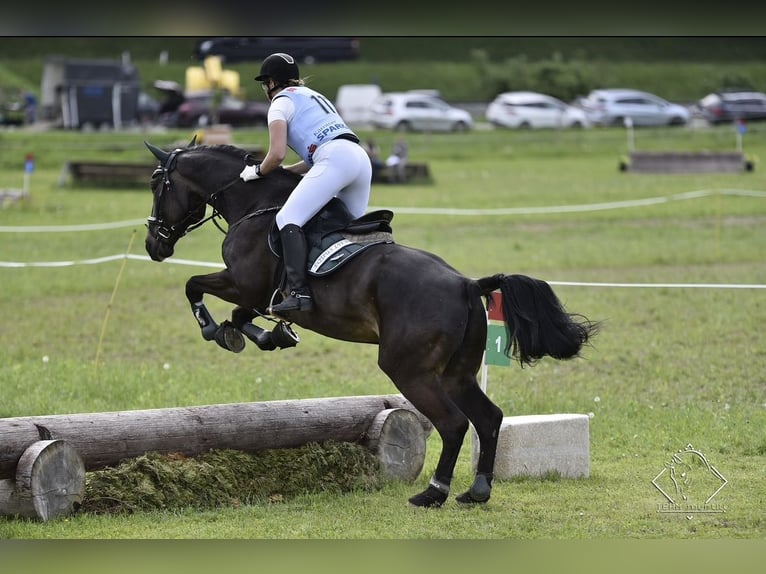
[578,88,690,127]
[486,91,589,129]
[369,92,473,132]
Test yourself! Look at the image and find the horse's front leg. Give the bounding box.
[231,306,276,351]
[185,270,245,352]
[231,306,300,351]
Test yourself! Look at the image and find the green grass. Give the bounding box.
[0,124,765,538]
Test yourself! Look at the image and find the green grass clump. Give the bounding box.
[82,442,384,515]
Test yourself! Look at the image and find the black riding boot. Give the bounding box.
[269,224,314,314]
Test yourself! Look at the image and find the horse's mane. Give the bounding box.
[195,144,302,185]
[197,144,255,162]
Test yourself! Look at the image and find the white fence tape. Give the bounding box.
[0,254,221,269]
[1,189,764,234]
[1,254,763,289]
[2,187,764,288]
[548,281,766,289]
[0,219,146,233]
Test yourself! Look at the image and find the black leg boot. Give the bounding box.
[268,224,315,315]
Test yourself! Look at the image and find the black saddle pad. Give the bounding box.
[268,198,394,276]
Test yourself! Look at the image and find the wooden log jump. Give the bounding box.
[64,161,157,186]
[621,151,753,173]
[61,146,265,188]
[0,440,85,521]
[0,394,431,520]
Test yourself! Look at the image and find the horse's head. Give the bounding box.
[143,138,300,262]
[143,136,212,261]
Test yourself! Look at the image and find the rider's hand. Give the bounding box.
[240,164,261,181]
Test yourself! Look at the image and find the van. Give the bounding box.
[334,84,382,127]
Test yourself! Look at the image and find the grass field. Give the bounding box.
[0,122,765,539]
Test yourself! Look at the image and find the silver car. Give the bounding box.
[578,89,690,127]
[369,92,473,132]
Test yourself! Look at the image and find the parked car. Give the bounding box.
[154,83,269,128]
[486,91,589,129]
[369,92,473,132]
[0,89,25,126]
[577,89,690,127]
[698,90,766,124]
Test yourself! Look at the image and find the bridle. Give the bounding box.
[146,148,241,245]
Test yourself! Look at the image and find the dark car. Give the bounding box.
[698,90,766,124]
[153,81,269,128]
[194,37,360,64]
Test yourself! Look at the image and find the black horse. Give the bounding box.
[143,141,599,508]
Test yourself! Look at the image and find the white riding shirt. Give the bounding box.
[268,86,372,230]
[270,86,357,165]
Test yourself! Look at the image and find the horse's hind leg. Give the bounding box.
[401,381,471,508]
[445,379,503,503]
[442,298,504,504]
[378,349,470,508]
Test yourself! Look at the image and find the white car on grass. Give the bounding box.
[486,91,590,129]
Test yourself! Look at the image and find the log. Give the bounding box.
[364,409,426,481]
[624,151,749,173]
[0,394,432,480]
[0,440,85,520]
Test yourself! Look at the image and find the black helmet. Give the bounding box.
[254,53,300,84]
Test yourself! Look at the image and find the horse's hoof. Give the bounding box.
[455,490,491,505]
[455,474,492,504]
[200,324,219,341]
[408,486,449,508]
[271,321,300,348]
[214,321,246,353]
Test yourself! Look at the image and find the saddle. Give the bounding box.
[268,198,394,277]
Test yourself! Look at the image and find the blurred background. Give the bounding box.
[2,37,766,134]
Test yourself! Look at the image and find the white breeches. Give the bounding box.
[275,139,372,229]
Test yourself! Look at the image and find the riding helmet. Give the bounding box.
[255,53,300,84]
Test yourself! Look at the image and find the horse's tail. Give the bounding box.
[476,273,600,367]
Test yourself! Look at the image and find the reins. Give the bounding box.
[149,150,282,243]
[227,206,282,233]
[186,188,281,237]
[184,175,243,236]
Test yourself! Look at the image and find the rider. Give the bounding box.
[240,52,372,315]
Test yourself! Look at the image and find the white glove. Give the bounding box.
[240,164,261,181]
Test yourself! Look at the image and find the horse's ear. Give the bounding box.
[144,141,171,164]
[188,134,198,147]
